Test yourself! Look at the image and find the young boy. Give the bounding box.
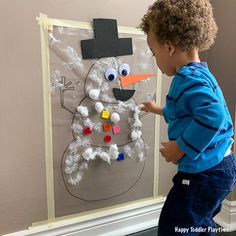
[140,0,236,235]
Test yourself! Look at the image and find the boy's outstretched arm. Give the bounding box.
[141,100,163,116]
[141,100,185,163]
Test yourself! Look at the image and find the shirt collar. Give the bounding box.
[186,62,208,68]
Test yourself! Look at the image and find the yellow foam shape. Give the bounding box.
[101,110,110,119]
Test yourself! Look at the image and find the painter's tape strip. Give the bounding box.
[38,13,55,219]
[37,15,144,35]
[153,64,162,197]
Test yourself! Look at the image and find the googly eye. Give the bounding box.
[119,64,130,76]
[105,68,117,81]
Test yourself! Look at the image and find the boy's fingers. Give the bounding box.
[161,141,168,146]
[142,101,149,106]
[159,147,166,155]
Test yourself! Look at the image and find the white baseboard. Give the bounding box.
[214,199,236,232]
[4,198,165,236]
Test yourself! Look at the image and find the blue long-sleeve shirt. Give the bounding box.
[162,62,234,173]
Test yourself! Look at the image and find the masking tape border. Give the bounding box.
[37,13,55,219]
[36,14,144,35]
[153,66,162,197]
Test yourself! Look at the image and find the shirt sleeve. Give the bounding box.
[162,106,169,124]
[176,82,226,160]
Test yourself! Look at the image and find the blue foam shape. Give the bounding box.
[117,153,125,161]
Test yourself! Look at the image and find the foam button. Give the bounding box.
[112,125,120,134]
[103,123,111,132]
[101,110,110,119]
[117,153,125,161]
[104,135,112,143]
[83,127,92,135]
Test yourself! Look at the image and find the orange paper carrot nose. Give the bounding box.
[120,74,155,88]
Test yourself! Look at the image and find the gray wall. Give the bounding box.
[2,0,234,234]
[0,0,176,234]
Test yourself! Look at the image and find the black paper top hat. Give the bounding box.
[81,19,133,59]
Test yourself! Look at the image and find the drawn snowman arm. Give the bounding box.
[136,104,151,119]
[59,76,75,114]
[139,112,151,119]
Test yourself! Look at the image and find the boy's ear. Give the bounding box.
[165,41,176,56]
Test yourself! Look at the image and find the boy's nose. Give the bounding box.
[120,74,155,88]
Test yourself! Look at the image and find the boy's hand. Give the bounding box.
[160,141,185,163]
[141,100,163,115]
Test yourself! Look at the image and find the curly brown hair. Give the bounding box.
[140,0,218,52]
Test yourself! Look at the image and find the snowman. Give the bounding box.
[55,19,154,201]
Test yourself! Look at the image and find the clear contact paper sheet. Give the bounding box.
[38,14,162,219]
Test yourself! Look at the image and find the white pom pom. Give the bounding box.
[109,144,119,160]
[99,152,111,164]
[77,106,89,117]
[68,177,77,186]
[110,112,120,123]
[123,145,133,157]
[138,104,145,110]
[138,152,145,162]
[79,162,88,171]
[95,102,104,113]
[89,89,100,100]
[133,119,142,128]
[82,147,94,161]
[68,172,83,186]
[131,130,142,141]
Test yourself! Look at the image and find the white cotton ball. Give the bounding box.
[83,118,93,129]
[68,177,77,186]
[134,138,145,151]
[68,141,80,152]
[109,144,119,160]
[64,163,78,174]
[116,101,127,113]
[131,130,142,141]
[137,104,145,110]
[95,102,104,113]
[110,112,120,123]
[75,172,83,183]
[68,172,83,186]
[82,147,94,161]
[134,106,141,115]
[99,152,111,164]
[138,152,145,162]
[79,162,88,171]
[64,167,73,174]
[133,119,142,128]
[89,89,100,100]
[123,145,133,158]
[65,156,74,166]
[71,123,83,133]
[77,106,89,117]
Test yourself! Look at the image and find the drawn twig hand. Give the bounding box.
[59,76,75,114]
[59,76,74,92]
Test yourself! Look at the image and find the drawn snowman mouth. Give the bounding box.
[113,88,135,102]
